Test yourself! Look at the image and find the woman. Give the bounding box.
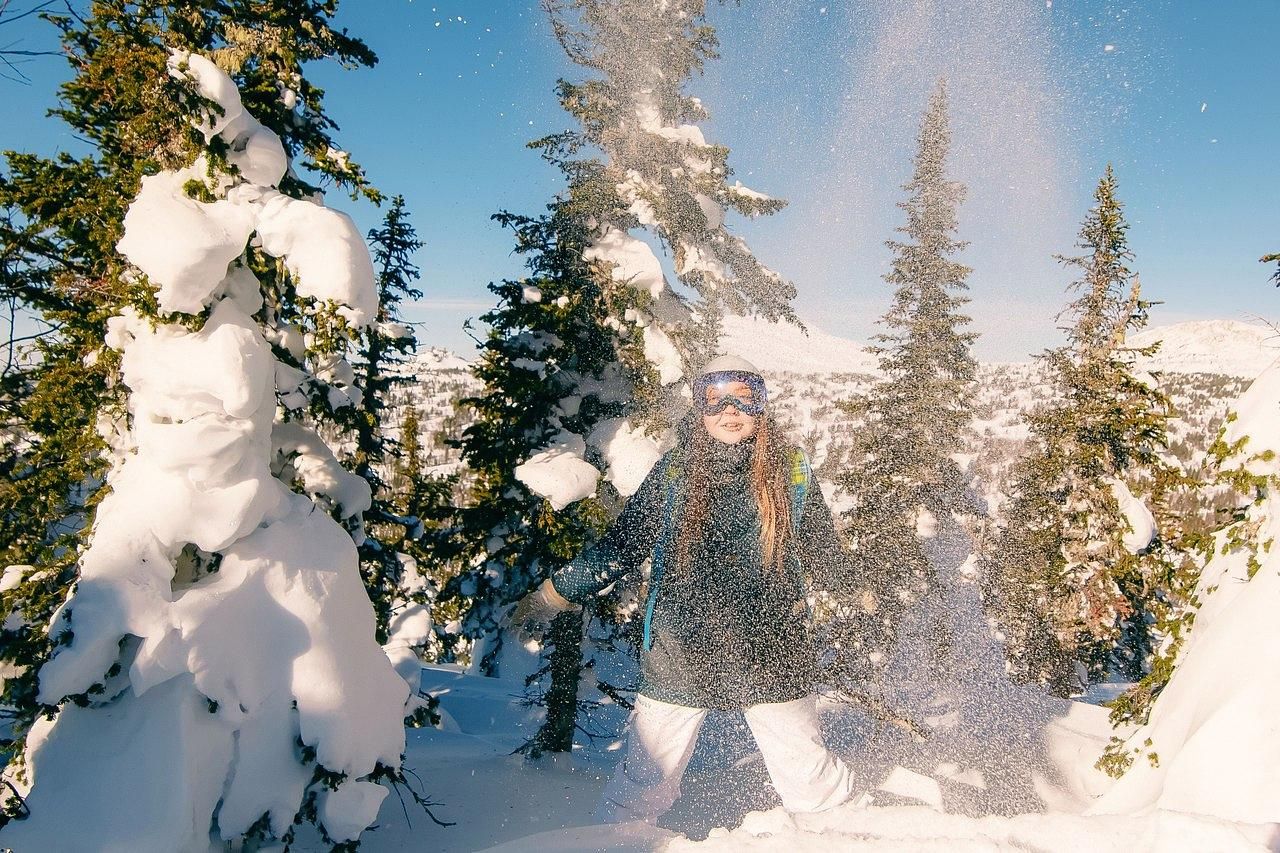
[513,354,863,823]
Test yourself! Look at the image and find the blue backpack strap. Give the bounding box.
[789,447,811,530]
[643,453,682,651]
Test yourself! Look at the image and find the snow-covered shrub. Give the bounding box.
[0,53,406,851]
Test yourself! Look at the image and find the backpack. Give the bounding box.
[641,446,811,650]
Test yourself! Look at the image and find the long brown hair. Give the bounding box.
[675,413,796,574]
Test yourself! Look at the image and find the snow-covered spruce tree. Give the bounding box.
[0,49,414,852]
[443,0,797,755]
[982,167,1177,698]
[829,80,978,683]
[1098,257,1280,774]
[547,0,797,339]
[1089,360,1280,821]
[0,0,382,799]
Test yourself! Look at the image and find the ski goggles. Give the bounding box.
[692,370,768,416]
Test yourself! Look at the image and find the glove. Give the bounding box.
[511,579,581,644]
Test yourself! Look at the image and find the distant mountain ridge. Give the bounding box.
[401,345,472,373]
[716,313,880,375]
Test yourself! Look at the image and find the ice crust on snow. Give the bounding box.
[3,51,407,851]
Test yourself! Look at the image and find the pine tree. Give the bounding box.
[545,0,796,373]
[0,4,429,846]
[349,196,450,726]
[441,195,646,755]
[982,167,1177,698]
[827,81,978,685]
[445,0,796,755]
[352,196,425,642]
[392,405,424,503]
[1099,251,1280,774]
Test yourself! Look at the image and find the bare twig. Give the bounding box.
[0,0,59,83]
[1,777,31,819]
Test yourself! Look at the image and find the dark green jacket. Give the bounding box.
[550,438,856,710]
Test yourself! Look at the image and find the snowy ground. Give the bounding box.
[350,670,1275,853]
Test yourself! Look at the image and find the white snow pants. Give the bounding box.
[594,693,855,823]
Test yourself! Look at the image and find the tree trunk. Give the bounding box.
[532,609,585,755]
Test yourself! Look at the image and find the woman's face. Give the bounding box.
[701,380,758,445]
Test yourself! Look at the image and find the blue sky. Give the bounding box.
[5,0,1278,360]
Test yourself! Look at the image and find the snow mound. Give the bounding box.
[514,431,600,511]
[717,314,879,375]
[585,226,667,299]
[590,418,664,498]
[1127,319,1279,379]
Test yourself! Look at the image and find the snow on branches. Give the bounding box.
[1,52,406,851]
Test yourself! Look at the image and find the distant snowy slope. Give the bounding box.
[402,345,473,373]
[1128,319,1278,379]
[407,318,1276,380]
[717,313,879,374]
